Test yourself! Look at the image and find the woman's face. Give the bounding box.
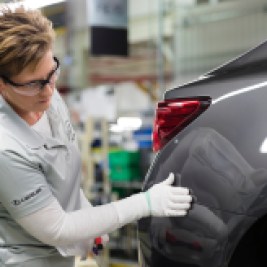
[0,50,57,117]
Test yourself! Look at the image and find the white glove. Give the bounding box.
[145,173,192,217]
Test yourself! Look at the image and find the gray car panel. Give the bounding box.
[138,40,267,267]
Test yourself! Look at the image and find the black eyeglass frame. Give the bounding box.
[1,56,60,90]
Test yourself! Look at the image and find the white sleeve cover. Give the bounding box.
[54,190,94,257]
[79,189,93,208]
[16,192,149,248]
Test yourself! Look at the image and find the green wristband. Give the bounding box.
[145,191,152,215]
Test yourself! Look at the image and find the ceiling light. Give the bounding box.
[117,117,142,131]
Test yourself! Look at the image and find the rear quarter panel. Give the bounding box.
[138,68,267,267]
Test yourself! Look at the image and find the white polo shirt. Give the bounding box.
[0,90,82,263]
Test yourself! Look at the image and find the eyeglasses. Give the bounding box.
[2,57,60,97]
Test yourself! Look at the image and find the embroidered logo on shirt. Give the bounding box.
[12,187,42,206]
[64,120,76,142]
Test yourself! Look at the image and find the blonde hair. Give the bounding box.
[0,6,55,77]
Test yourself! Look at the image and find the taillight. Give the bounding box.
[153,96,211,152]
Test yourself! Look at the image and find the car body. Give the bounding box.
[138,40,267,267]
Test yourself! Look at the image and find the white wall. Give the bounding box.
[173,0,267,82]
[128,0,267,88]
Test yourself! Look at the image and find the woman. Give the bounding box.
[0,6,192,267]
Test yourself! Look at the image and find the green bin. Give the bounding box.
[109,150,140,167]
[108,150,141,181]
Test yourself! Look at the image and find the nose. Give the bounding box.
[39,82,54,96]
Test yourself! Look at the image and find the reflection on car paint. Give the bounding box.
[139,128,267,267]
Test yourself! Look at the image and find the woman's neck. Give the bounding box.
[20,111,44,125]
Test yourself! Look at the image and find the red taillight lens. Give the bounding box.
[153,97,211,152]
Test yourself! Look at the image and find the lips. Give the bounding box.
[39,98,50,103]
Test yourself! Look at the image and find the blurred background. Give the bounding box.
[2,0,267,266]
